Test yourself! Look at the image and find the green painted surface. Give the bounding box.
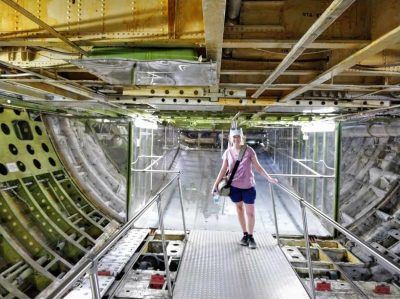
[333,122,342,233]
[17,180,86,262]
[126,121,134,221]
[88,47,198,61]
[0,106,115,297]
[44,173,104,237]
[0,109,60,182]
[33,274,52,291]
[0,240,21,263]
[0,191,46,258]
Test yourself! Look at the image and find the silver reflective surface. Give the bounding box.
[71,59,217,86]
[136,149,330,237]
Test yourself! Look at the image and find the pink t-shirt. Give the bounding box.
[222,146,256,189]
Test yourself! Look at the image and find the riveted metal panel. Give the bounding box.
[0,0,205,42]
[176,0,204,40]
[0,105,118,297]
[0,109,61,182]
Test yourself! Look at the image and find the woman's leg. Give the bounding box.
[235,202,247,232]
[244,204,255,234]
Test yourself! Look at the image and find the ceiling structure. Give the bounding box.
[0,0,400,128]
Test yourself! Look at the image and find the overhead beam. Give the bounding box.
[0,38,371,50]
[122,86,246,98]
[225,24,285,33]
[0,0,88,56]
[0,81,50,100]
[252,0,356,98]
[279,25,400,103]
[0,79,104,84]
[9,81,92,101]
[0,39,203,48]
[221,69,400,77]
[0,60,104,100]
[222,39,370,49]
[220,83,400,92]
[109,97,276,108]
[352,85,400,99]
[202,0,227,88]
[275,99,390,108]
[221,70,320,76]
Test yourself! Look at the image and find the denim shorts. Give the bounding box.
[229,186,256,204]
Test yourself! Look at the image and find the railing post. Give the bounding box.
[296,134,302,193]
[150,128,154,192]
[156,195,173,297]
[321,132,327,213]
[220,129,224,152]
[311,132,318,206]
[300,200,316,299]
[126,120,134,222]
[290,127,294,185]
[273,129,277,164]
[88,260,101,299]
[269,183,280,246]
[303,138,309,202]
[163,126,167,172]
[177,174,188,240]
[333,122,342,230]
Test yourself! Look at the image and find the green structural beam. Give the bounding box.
[126,121,134,222]
[88,47,198,61]
[333,122,343,236]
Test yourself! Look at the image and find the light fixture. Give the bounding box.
[134,117,158,130]
[301,121,335,133]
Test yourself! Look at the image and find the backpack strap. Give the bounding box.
[227,145,248,186]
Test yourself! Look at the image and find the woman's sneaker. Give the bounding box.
[248,236,257,249]
[240,234,249,246]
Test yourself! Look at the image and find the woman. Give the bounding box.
[212,128,277,249]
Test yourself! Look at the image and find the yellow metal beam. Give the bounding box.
[0,0,205,47]
[218,98,276,106]
[0,0,88,55]
[123,87,205,97]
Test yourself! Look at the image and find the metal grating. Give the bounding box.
[173,230,309,299]
[64,228,149,299]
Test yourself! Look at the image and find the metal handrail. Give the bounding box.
[270,146,335,177]
[270,174,333,178]
[296,158,335,171]
[269,182,400,298]
[268,183,315,298]
[131,154,162,166]
[274,182,400,274]
[132,169,181,174]
[47,173,186,299]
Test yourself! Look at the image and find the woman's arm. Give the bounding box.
[212,159,229,193]
[251,153,278,184]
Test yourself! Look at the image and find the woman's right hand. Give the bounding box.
[268,177,278,184]
[211,185,218,195]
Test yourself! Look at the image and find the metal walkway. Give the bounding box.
[136,150,330,236]
[173,230,309,299]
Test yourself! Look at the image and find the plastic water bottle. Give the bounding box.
[213,191,220,204]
